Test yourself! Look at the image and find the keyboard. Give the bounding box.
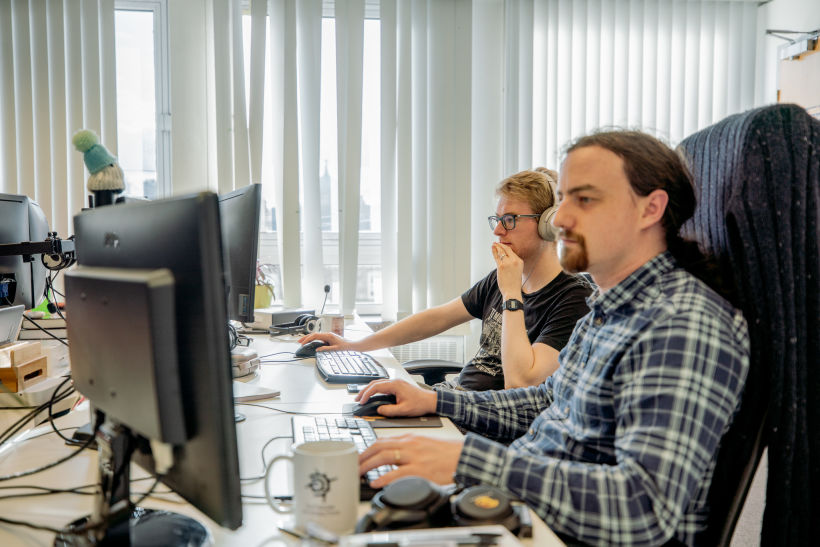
[292,415,395,500]
[315,350,389,384]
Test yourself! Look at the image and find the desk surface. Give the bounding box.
[0,318,563,546]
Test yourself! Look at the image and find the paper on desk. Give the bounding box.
[232,380,280,402]
[340,525,523,547]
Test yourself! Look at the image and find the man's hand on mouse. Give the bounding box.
[358,434,464,488]
[297,332,358,352]
[355,379,438,418]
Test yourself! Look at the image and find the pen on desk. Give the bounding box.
[277,525,337,544]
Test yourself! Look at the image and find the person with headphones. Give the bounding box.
[299,168,592,390]
[353,131,750,546]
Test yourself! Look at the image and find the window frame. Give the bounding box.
[114,0,171,198]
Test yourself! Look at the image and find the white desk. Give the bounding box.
[0,319,563,546]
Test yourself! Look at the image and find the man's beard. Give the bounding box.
[557,231,589,273]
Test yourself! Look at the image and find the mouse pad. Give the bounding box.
[341,405,442,428]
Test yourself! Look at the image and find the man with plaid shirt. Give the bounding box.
[356,131,750,546]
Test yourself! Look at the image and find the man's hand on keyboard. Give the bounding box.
[358,434,464,488]
[355,379,438,417]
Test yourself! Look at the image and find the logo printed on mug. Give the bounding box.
[307,470,336,501]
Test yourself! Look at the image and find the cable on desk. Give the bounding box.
[0,377,76,449]
[257,351,312,364]
[47,376,76,442]
[0,377,74,444]
[0,415,99,482]
[20,314,69,347]
[0,483,95,493]
[0,515,66,534]
[240,434,293,482]
[234,402,348,417]
[24,426,77,442]
[259,358,308,364]
[259,351,302,359]
[131,475,163,507]
[0,483,97,501]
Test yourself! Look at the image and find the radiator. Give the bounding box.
[389,335,466,364]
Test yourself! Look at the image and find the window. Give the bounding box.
[114,0,170,199]
[244,13,383,313]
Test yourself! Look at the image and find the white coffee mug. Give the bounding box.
[266,440,359,534]
[319,314,345,336]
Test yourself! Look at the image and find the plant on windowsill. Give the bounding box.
[255,261,275,309]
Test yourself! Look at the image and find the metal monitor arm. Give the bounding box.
[0,233,76,270]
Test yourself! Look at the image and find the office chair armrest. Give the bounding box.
[403,359,464,385]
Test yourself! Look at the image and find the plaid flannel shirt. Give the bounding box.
[436,252,749,546]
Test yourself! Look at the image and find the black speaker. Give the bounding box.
[268,313,319,335]
[355,476,531,537]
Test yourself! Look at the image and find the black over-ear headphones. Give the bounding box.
[355,476,531,537]
[269,313,319,335]
[355,477,455,533]
[536,169,560,242]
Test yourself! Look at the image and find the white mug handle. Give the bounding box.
[265,454,294,514]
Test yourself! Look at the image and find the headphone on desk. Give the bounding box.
[269,313,319,336]
[355,476,531,537]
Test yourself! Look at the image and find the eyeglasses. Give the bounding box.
[487,214,540,231]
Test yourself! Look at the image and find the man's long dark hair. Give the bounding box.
[566,130,728,298]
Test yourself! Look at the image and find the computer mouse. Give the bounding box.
[352,394,397,417]
[294,339,329,358]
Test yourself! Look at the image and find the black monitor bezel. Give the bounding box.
[218,184,262,323]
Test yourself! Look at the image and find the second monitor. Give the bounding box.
[218,183,262,324]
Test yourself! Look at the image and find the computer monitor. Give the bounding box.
[218,183,262,323]
[64,192,241,542]
[0,193,49,309]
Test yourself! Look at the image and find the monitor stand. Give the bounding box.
[55,419,212,546]
[230,347,259,423]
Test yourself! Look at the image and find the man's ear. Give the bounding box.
[639,189,669,229]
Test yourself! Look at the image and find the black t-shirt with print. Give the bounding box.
[456,270,592,391]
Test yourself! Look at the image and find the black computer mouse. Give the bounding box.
[352,394,397,417]
[294,339,329,358]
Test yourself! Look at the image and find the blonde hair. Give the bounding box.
[496,168,558,214]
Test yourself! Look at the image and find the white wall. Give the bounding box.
[755,0,820,106]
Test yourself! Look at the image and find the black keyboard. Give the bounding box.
[315,350,389,383]
[291,415,395,500]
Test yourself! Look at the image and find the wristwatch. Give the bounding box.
[503,298,524,312]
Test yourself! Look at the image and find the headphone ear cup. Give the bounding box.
[355,477,452,533]
[303,317,319,334]
[452,484,529,536]
[538,206,559,241]
[294,314,311,326]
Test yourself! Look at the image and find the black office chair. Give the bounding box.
[678,103,819,546]
[402,359,464,386]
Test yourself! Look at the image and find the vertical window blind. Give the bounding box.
[0,0,116,238]
[0,0,759,319]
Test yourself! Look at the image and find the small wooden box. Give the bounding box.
[0,355,47,392]
[0,341,42,366]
